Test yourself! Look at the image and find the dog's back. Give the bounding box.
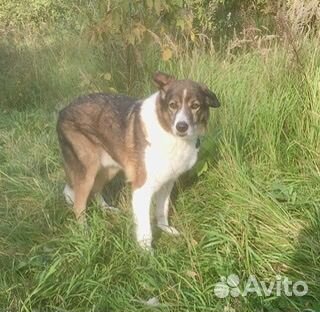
[58,93,146,164]
[58,93,138,158]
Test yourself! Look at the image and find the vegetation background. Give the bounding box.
[0,0,319,311]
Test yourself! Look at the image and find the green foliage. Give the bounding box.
[1,36,320,310]
[0,0,77,30]
[1,1,320,311]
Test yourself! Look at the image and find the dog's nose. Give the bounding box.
[176,121,189,133]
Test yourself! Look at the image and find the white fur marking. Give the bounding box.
[182,88,187,105]
[132,186,153,250]
[101,152,120,168]
[174,107,189,126]
[63,184,74,205]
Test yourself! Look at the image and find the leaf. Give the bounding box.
[162,48,173,61]
[103,73,112,80]
[126,32,135,45]
[269,181,296,203]
[197,161,208,177]
[108,87,118,93]
[190,31,196,42]
[132,23,146,43]
[146,0,153,10]
[154,0,162,15]
[176,18,185,30]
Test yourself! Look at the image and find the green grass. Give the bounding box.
[0,34,320,311]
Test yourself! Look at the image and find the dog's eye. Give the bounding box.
[191,101,200,110]
[169,101,178,110]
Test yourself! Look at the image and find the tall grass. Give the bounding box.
[0,31,319,311]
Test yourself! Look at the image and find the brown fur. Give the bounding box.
[57,93,147,220]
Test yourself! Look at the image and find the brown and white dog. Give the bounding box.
[57,72,220,250]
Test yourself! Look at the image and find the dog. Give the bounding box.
[57,72,220,250]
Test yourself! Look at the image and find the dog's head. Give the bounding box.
[153,71,220,138]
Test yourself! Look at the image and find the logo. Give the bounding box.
[214,274,308,298]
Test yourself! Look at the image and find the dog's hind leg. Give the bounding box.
[59,127,101,222]
[73,162,99,222]
[92,167,120,213]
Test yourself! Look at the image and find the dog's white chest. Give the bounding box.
[144,138,198,186]
[140,93,199,189]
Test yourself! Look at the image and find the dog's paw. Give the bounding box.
[137,239,153,253]
[157,224,180,236]
[76,213,87,226]
[63,184,74,206]
[96,195,120,213]
[101,203,120,213]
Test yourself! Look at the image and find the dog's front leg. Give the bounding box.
[155,181,180,235]
[132,186,153,251]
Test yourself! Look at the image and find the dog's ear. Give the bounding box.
[201,84,220,108]
[153,71,175,90]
